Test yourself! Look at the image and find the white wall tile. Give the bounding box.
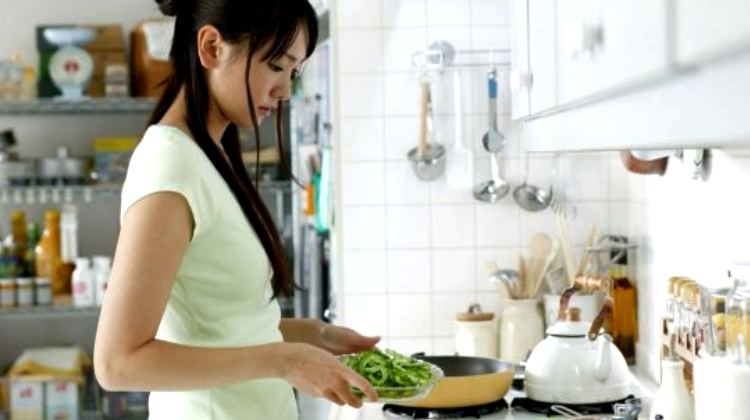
[609,153,630,201]
[384,116,420,161]
[433,249,476,291]
[385,161,431,204]
[384,28,427,72]
[429,178,474,204]
[519,210,559,247]
[427,0,471,26]
[470,0,511,26]
[338,29,384,73]
[388,294,432,336]
[474,292,504,321]
[384,72,422,116]
[339,74,384,117]
[426,26,472,55]
[386,205,431,248]
[387,250,432,293]
[568,202,610,246]
[342,163,385,205]
[470,25,512,50]
[382,0,427,27]
[475,204,520,247]
[343,251,388,294]
[340,118,385,162]
[432,293,476,335]
[343,295,388,336]
[342,206,386,250]
[338,0,382,28]
[389,338,433,355]
[431,205,476,247]
[564,155,611,201]
[432,337,456,355]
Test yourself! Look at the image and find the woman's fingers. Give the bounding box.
[324,389,345,406]
[342,368,378,402]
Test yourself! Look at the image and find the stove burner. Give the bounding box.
[382,398,508,419]
[510,395,636,417]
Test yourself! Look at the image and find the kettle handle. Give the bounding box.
[557,283,583,321]
[588,297,613,341]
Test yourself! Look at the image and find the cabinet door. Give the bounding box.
[510,0,531,119]
[677,0,750,64]
[556,0,668,104]
[528,0,557,113]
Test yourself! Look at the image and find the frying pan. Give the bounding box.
[400,355,515,408]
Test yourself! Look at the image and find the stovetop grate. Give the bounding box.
[382,398,509,419]
[510,395,636,417]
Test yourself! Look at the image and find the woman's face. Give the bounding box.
[207,27,308,129]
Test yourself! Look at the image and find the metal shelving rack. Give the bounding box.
[0,97,155,115]
[0,184,123,205]
[0,304,99,320]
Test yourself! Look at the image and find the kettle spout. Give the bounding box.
[594,334,612,382]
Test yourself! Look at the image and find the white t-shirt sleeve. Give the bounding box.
[120,127,215,239]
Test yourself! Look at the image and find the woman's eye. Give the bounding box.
[269,63,284,72]
[290,69,300,80]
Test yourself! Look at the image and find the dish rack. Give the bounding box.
[661,318,701,393]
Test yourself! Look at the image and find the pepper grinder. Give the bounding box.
[649,334,695,420]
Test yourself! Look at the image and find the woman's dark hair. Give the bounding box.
[150,0,318,298]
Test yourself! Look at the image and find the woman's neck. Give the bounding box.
[159,87,229,146]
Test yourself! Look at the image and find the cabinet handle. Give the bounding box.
[510,69,533,92]
[570,23,605,59]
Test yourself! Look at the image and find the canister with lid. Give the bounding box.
[726,263,750,361]
[16,277,33,307]
[34,277,52,305]
[455,303,497,358]
[0,278,15,308]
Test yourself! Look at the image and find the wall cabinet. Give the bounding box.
[676,0,750,64]
[511,0,750,151]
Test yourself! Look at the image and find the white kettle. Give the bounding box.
[525,292,631,404]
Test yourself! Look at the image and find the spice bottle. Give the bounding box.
[36,210,66,295]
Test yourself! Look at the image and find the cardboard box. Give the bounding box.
[93,136,138,183]
[10,379,43,420]
[44,380,79,420]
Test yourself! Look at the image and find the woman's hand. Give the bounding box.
[320,324,380,355]
[283,342,378,407]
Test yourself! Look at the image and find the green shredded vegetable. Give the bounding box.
[340,349,435,399]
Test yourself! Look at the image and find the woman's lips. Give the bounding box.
[258,107,273,118]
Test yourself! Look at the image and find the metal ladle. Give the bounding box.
[474,68,510,203]
[513,153,553,212]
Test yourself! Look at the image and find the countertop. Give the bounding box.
[299,369,657,420]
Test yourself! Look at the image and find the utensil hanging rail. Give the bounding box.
[411,42,511,72]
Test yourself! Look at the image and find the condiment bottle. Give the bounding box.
[650,334,695,420]
[35,210,66,296]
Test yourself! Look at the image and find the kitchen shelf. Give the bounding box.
[0,97,155,115]
[0,183,123,205]
[0,304,99,320]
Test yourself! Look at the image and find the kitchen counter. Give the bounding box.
[301,369,657,420]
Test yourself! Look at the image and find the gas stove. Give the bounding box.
[327,390,641,420]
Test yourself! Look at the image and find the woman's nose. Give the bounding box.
[272,80,292,102]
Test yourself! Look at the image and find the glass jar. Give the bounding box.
[0,278,14,308]
[666,277,688,334]
[34,277,52,306]
[15,277,33,307]
[677,279,696,338]
[726,263,750,361]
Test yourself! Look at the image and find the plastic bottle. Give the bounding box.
[650,334,695,420]
[72,257,94,307]
[92,255,111,306]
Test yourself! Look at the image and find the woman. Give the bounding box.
[93,0,379,418]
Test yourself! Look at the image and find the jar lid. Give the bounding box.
[0,278,15,285]
[16,278,33,285]
[34,277,51,285]
[456,303,494,322]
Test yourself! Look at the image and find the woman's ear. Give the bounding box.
[196,25,224,69]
